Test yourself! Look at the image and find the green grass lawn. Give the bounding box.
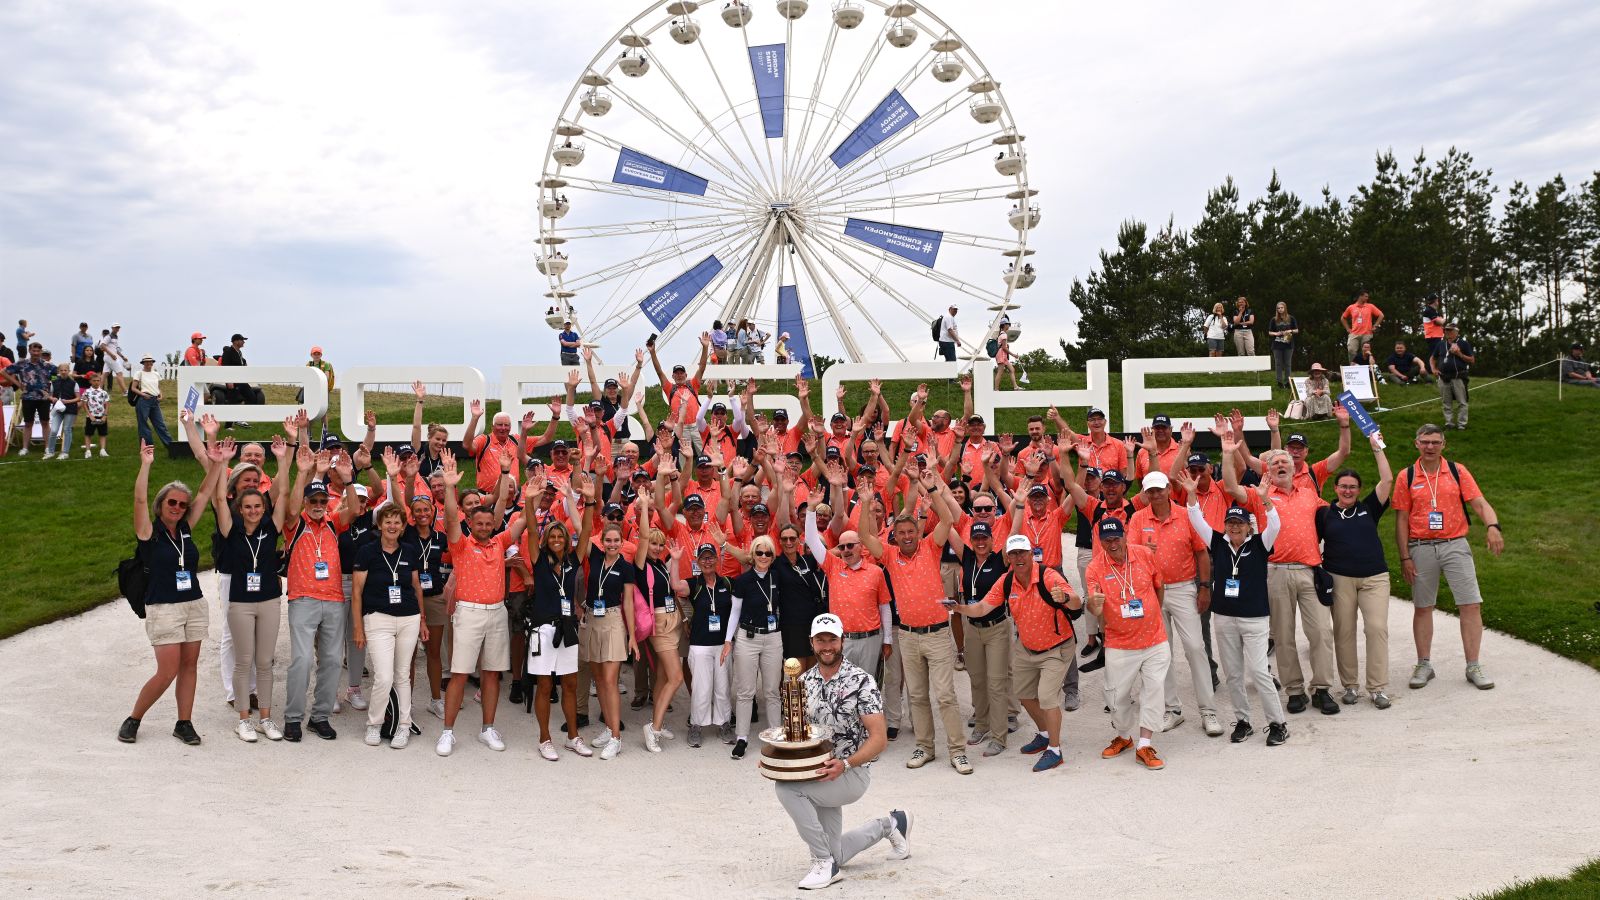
[1473,859,1600,899]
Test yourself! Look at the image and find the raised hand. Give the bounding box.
[1075,442,1093,463]
[295,443,313,471]
[334,452,354,484]
[271,435,290,461]
[314,449,332,476]
[283,414,298,436]
[404,455,420,478]
[959,374,972,393]
[200,413,220,437]
[868,378,882,395]
[208,437,234,463]
[140,440,155,466]
[365,409,377,429]
[499,448,515,474]
[1211,413,1231,440]
[352,446,372,470]
[1141,426,1155,446]
[412,380,426,400]
[179,407,194,425]
[566,369,581,388]
[469,399,483,418]
[548,398,563,418]
[521,411,536,432]
[998,433,1015,454]
[1122,436,1139,455]
[1180,421,1196,444]
[745,378,759,398]
[382,445,400,476]
[700,332,712,347]
[825,458,847,486]
[441,453,463,487]
[1229,408,1246,437]
[1333,403,1351,425]
[1173,466,1198,495]
[582,347,594,362]
[1265,407,1280,430]
[294,409,310,432]
[834,385,847,404]
[796,375,810,398]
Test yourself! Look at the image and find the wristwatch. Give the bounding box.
[841,758,851,771]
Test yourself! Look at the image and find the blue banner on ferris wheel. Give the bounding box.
[776,285,814,379]
[613,147,710,196]
[749,44,785,139]
[638,254,725,330]
[829,90,918,169]
[843,218,943,267]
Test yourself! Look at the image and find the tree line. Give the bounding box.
[1059,148,1600,376]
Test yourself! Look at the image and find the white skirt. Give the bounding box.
[528,623,580,677]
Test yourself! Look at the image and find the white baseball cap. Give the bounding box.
[1004,534,1032,554]
[1142,472,1170,491]
[810,613,844,637]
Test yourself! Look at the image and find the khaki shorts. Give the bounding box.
[1011,636,1075,710]
[145,599,210,646]
[450,602,510,674]
[650,608,683,656]
[940,561,961,599]
[423,594,448,629]
[580,609,629,663]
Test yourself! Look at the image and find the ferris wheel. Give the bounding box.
[537,0,1039,372]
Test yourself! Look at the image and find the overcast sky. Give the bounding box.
[3,0,1597,381]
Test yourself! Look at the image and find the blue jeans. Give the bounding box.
[136,396,173,447]
[938,341,956,362]
[46,410,75,455]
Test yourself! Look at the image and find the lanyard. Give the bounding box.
[380,545,404,585]
[418,531,436,566]
[598,556,620,599]
[1107,555,1137,601]
[1419,463,1443,511]
[243,528,268,572]
[164,526,187,567]
[969,552,994,600]
[1025,511,1051,547]
[304,518,330,560]
[752,570,774,612]
[1226,538,1247,580]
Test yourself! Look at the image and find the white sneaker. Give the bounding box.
[590,726,615,749]
[797,857,840,890]
[333,695,342,714]
[256,718,284,741]
[84,448,91,459]
[57,452,69,461]
[600,736,622,760]
[659,726,676,741]
[478,726,506,751]
[364,725,382,746]
[643,724,662,753]
[18,447,27,456]
[1161,710,1185,732]
[428,698,445,719]
[1202,712,1224,737]
[236,720,258,743]
[436,731,456,757]
[564,735,594,757]
[348,687,369,711]
[390,728,410,750]
[885,810,912,860]
[100,448,110,457]
[539,740,560,761]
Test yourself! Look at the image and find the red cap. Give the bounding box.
[310,346,323,355]
[191,332,206,341]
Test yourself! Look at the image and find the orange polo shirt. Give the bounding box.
[1247,485,1325,566]
[1344,301,1382,335]
[469,433,520,492]
[1085,544,1166,651]
[662,379,702,422]
[1170,481,1230,532]
[448,531,515,604]
[668,518,717,580]
[1393,459,1481,541]
[285,514,349,601]
[877,537,947,628]
[684,480,724,516]
[956,437,998,478]
[1127,503,1207,583]
[1083,434,1128,474]
[1293,458,1333,494]
[1134,441,1183,482]
[984,566,1074,651]
[822,553,891,633]
[1015,504,1070,570]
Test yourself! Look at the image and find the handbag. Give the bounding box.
[115,545,150,619]
[1283,399,1307,420]
[1311,566,1335,608]
[635,562,657,640]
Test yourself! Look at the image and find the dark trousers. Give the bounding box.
[19,398,50,443]
[1271,343,1294,387]
[938,341,956,362]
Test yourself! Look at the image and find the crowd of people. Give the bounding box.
[119,345,1508,789]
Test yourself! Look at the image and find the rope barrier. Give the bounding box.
[1291,357,1563,426]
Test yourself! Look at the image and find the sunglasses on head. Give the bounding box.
[753,550,774,558]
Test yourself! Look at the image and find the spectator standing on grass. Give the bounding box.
[1341,291,1384,361]
[132,354,174,449]
[1560,343,1598,388]
[306,347,335,434]
[1231,296,1256,356]
[1436,323,1474,431]
[183,332,209,368]
[1420,292,1446,377]
[1203,303,1229,359]
[1384,341,1427,385]
[70,322,94,362]
[993,333,1020,390]
[73,344,97,389]
[1394,424,1504,692]
[1266,302,1297,388]
[16,319,34,357]
[558,321,581,366]
[937,305,959,362]
[80,371,110,457]
[13,343,55,455]
[44,363,80,459]
[100,324,129,393]
[118,438,226,746]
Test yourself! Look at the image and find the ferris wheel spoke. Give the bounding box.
[802,131,999,207]
[788,228,908,362]
[791,40,943,190]
[654,232,764,346]
[692,37,780,199]
[715,215,783,329]
[555,213,759,239]
[627,40,777,204]
[565,221,757,292]
[788,17,892,194]
[812,183,1017,215]
[571,120,758,207]
[777,219,866,361]
[599,85,772,205]
[783,23,837,195]
[793,85,969,200]
[810,225,1012,308]
[800,226,951,337]
[559,175,764,215]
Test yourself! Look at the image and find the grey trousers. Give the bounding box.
[842,632,883,679]
[775,767,888,863]
[1439,377,1468,426]
[733,630,782,740]
[1214,614,1285,727]
[343,575,365,690]
[285,597,347,724]
[881,644,904,729]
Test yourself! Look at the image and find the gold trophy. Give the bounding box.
[757,658,835,781]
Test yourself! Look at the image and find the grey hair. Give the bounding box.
[1259,449,1292,468]
[154,480,193,510]
[1415,424,1445,439]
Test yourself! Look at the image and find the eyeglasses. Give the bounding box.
[780,535,798,542]
[306,497,330,506]
[753,550,774,558]
[165,499,190,510]
[837,542,859,550]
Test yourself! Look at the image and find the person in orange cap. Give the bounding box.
[183,332,209,368]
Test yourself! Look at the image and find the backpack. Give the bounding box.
[115,545,150,619]
[1000,570,1081,641]
[931,316,943,341]
[379,689,422,740]
[1403,461,1473,524]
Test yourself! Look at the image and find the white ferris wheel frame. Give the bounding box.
[536,0,1036,370]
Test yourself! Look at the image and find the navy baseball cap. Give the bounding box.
[602,503,624,517]
[825,446,842,458]
[1083,466,1102,479]
[396,445,416,459]
[683,494,706,508]
[1096,518,1125,540]
[830,412,848,422]
[1224,505,1251,523]
[750,503,770,516]
[970,522,992,538]
[603,377,619,388]
[671,363,687,373]
[303,480,330,498]
[696,543,718,557]
[1100,470,1127,485]
[1286,433,1308,447]
[1027,484,1049,497]
[630,469,651,481]
[1152,414,1172,428]
[552,439,569,450]
[695,454,713,466]
[1186,452,1209,468]
[772,408,789,419]
[1086,407,1106,419]
[710,402,727,414]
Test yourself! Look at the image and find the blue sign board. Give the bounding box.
[843,218,943,267]
[613,147,710,196]
[829,90,918,169]
[639,255,725,330]
[1338,391,1384,448]
[776,285,814,379]
[749,44,785,139]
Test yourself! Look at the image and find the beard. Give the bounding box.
[815,646,841,667]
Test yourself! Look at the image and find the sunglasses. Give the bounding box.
[604,513,624,521]
[165,498,190,510]
[306,497,330,506]
[753,550,774,558]
[972,506,994,513]
[780,535,798,542]
[837,542,859,550]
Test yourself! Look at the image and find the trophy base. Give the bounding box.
[758,738,836,782]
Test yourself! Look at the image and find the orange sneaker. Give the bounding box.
[1101,736,1133,759]
[1135,745,1165,770]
